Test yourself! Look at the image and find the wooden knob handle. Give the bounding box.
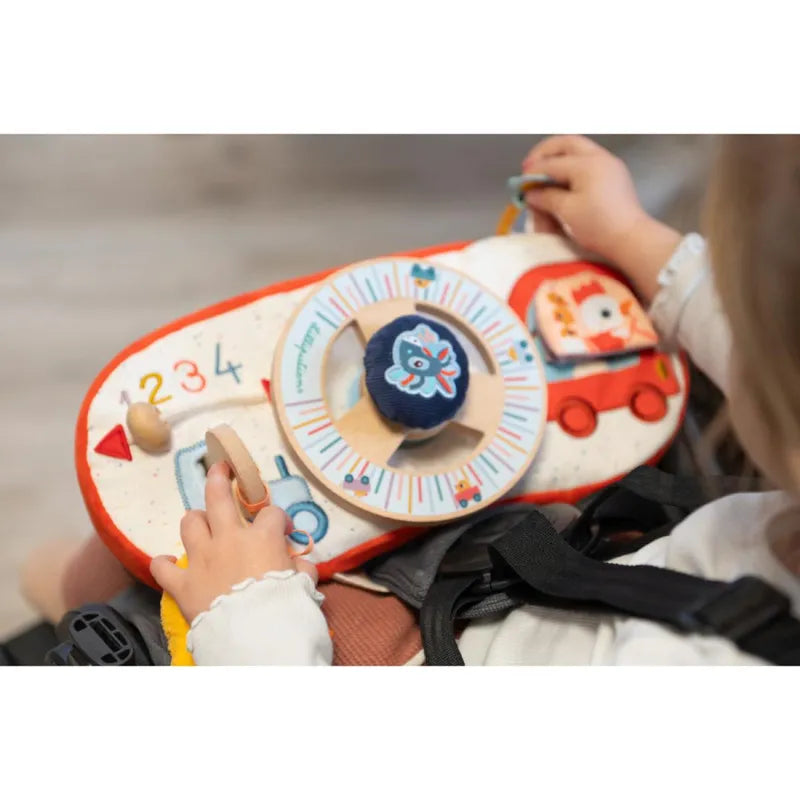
[205,424,267,509]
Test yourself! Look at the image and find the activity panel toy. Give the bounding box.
[76,233,690,588]
[272,258,548,524]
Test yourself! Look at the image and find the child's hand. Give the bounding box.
[522,135,647,260]
[150,462,318,624]
[523,135,682,302]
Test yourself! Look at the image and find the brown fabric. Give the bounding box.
[319,581,423,666]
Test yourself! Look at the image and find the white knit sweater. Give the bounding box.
[188,235,800,666]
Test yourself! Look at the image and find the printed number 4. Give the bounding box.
[215,342,243,384]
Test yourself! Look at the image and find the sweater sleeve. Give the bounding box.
[185,570,333,666]
[647,232,732,395]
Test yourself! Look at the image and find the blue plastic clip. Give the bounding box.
[507,174,563,208]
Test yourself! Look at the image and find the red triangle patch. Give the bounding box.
[94,424,132,461]
[261,379,271,401]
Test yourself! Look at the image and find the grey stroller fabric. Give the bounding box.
[108,583,171,665]
[366,503,580,619]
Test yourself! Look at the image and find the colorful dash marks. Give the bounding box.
[274,258,547,522]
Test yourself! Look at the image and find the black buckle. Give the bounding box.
[0,643,14,666]
[47,604,150,666]
[679,577,791,641]
[436,509,534,597]
[461,571,519,597]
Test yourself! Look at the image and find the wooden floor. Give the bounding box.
[0,135,712,638]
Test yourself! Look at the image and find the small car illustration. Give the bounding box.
[342,472,371,497]
[410,263,436,289]
[453,479,482,508]
[506,339,535,364]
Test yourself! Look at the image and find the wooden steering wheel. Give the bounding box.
[272,257,548,524]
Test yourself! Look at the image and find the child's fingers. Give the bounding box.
[252,505,294,547]
[530,209,563,235]
[150,555,185,595]
[523,155,584,188]
[524,186,573,222]
[293,558,319,585]
[180,510,212,557]
[204,462,243,535]
[523,134,600,169]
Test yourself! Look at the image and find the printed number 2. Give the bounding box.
[214,342,242,384]
[140,373,173,405]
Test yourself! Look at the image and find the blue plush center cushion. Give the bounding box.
[363,314,470,430]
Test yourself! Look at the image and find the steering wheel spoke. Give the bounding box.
[354,298,417,343]
[334,394,407,465]
[450,371,505,437]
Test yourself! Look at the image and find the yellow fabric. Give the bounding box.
[160,553,195,666]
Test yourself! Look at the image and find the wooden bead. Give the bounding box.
[126,402,171,453]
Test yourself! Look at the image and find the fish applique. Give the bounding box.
[384,323,461,399]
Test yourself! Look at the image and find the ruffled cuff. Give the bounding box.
[186,570,333,666]
[647,232,732,393]
[648,232,709,347]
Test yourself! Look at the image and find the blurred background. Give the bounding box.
[0,135,714,640]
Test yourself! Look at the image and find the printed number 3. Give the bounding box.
[140,373,173,405]
[138,347,236,405]
[174,360,207,393]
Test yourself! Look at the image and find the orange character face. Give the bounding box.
[454,479,469,492]
[549,292,576,329]
[535,270,659,358]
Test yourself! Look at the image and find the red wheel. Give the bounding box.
[556,397,597,438]
[629,383,668,423]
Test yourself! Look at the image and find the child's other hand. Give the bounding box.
[522,135,646,261]
[523,135,682,302]
[150,462,318,623]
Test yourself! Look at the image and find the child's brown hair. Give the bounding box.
[705,135,800,482]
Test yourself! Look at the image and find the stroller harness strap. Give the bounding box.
[422,470,800,666]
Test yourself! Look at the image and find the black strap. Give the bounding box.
[599,465,762,511]
[566,466,763,555]
[0,622,59,666]
[423,510,800,665]
[419,576,480,667]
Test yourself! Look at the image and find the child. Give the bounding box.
[25,135,800,665]
[142,135,800,665]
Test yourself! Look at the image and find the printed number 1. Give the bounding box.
[215,342,243,384]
